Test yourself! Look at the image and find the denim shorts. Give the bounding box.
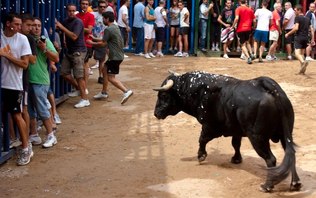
[28,84,51,120]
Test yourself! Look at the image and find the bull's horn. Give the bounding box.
[168,70,181,76]
[153,79,174,91]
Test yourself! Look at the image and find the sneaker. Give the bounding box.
[266,55,273,61]
[42,134,57,148]
[299,61,309,74]
[174,51,183,57]
[98,77,104,84]
[237,46,241,52]
[121,90,133,104]
[10,138,22,149]
[169,47,173,51]
[54,114,62,125]
[223,54,229,59]
[149,52,156,58]
[134,52,144,56]
[211,46,215,51]
[89,68,93,75]
[91,61,99,69]
[251,54,256,60]
[144,53,151,59]
[124,54,129,58]
[272,55,279,61]
[201,48,207,52]
[247,57,252,64]
[215,46,220,51]
[259,57,263,63]
[182,52,189,57]
[93,92,109,99]
[16,144,34,166]
[29,134,42,145]
[305,56,314,61]
[157,51,164,57]
[74,99,90,108]
[68,90,80,97]
[287,55,293,60]
[85,89,89,95]
[240,53,246,60]
[226,48,231,53]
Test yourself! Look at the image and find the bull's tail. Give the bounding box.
[259,77,298,192]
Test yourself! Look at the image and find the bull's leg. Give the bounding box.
[231,136,242,164]
[290,158,302,191]
[198,127,216,163]
[248,136,276,167]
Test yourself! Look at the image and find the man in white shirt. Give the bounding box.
[283,2,295,60]
[117,0,131,49]
[154,0,168,57]
[253,0,272,62]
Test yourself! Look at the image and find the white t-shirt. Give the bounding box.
[92,11,106,38]
[284,8,295,30]
[199,3,209,20]
[255,8,272,31]
[117,5,128,28]
[180,7,190,27]
[1,32,32,91]
[155,6,167,27]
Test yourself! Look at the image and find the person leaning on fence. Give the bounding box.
[283,2,296,60]
[118,0,131,49]
[285,4,315,75]
[144,0,156,59]
[55,3,90,108]
[28,17,59,148]
[174,0,190,58]
[169,0,180,52]
[155,0,168,57]
[0,12,33,166]
[87,11,133,104]
[218,0,235,58]
[133,0,146,56]
[266,2,282,61]
[305,2,316,61]
[199,0,213,52]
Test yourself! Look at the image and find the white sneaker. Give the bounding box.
[54,114,62,125]
[135,52,144,56]
[74,99,90,108]
[240,53,246,60]
[287,55,293,60]
[10,138,22,149]
[182,52,189,57]
[223,54,229,59]
[226,48,231,53]
[215,46,220,51]
[149,52,156,58]
[157,52,164,57]
[91,61,99,69]
[174,51,183,57]
[89,68,93,75]
[211,46,215,51]
[144,53,151,59]
[124,54,129,58]
[121,90,133,104]
[305,56,314,61]
[266,55,274,61]
[29,134,42,145]
[93,92,109,99]
[68,90,80,97]
[42,134,57,148]
[85,89,89,95]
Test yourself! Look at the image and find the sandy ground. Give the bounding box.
[1,54,316,198]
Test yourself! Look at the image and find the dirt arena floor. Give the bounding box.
[1,54,316,198]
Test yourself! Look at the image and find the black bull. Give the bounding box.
[153,71,302,192]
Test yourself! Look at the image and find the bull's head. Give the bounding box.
[153,75,182,119]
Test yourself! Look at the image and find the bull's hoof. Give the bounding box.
[260,184,274,193]
[231,156,242,164]
[198,153,207,163]
[290,181,302,191]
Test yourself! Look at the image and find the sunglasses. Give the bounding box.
[99,6,106,8]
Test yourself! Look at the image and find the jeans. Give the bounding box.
[199,19,207,49]
[28,84,51,120]
[133,27,144,54]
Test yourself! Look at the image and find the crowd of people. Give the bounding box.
[1,0,315,166]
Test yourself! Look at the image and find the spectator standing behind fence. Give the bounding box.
[92,0,108,84]
[144,0,156,59]
[253,0,272,62]
[133,0,145,56]
[76,0,95,93]
[199,0,213,52]
[118,0,131,50]
[56,3,90,108]
[0,13,33,165]
[266,2,282,61]
[218,0,235,59]
[169,0,180,52]
[231,0,255,64]
[155,0,168,57]
[210,0,221,51]
[28,18,59,148]
[87,11,133,104]
[305,3,316,61]
[174,0,190,57]
[285,4,314,75]
[283,2,295,60]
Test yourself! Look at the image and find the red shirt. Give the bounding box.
[76,12,95,48]
[235,5,255,33]
[270,10,280,31]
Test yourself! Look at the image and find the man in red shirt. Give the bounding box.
[231,0,255,64]
[266,2,282,61]
[76,0,95,93]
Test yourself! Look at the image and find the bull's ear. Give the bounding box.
[153,79,174,91]
[168,70,181,76]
